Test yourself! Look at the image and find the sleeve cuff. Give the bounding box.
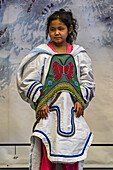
[80,85,94,103]
[26,81,43,102]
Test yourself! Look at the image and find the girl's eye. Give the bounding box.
[50,28,55,31]
[49,27,65,31]
[59,27,64,30]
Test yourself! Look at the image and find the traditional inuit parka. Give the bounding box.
[17,44,95,163]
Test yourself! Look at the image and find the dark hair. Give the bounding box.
[46,9,78,45]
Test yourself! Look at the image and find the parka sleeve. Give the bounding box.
[79,52,95,106]
[16,52,45,106]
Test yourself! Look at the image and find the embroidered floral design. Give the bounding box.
[48,80,53,85]
[75,81,78,86]
[52,61,74,81]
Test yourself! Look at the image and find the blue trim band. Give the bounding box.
[76,46,80,51]
[28,48,48,55]
[27,81,38,98]
[32,85,43,102]
[50,106,75,136]
[84,87,89,101]
[34,129,92,158]
[88,87,94,101]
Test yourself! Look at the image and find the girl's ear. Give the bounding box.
[69,25,73,34]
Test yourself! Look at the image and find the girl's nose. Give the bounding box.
[55,29,59,35]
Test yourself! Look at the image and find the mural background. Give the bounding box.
[0,0,113,168]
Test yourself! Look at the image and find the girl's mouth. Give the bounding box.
[54,37,61,39]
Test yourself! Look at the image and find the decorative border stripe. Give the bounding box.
[50,106,75,137]
[32,85,43,102]
[76,46,80,51]
[36,83,85,112]
[88,87,94,101]
[27,82,40,98]
[84,87,89,101]
[28,83,40,98]
[33,129,92,158]
[27,48,48,55]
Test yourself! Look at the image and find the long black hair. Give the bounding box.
[46,9,79,45]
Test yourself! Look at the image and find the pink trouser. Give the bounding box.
[40,142,79,170]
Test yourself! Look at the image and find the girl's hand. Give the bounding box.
[73,101,84,118]
[38,104,50,119]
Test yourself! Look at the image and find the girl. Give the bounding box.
[17,9,95,170]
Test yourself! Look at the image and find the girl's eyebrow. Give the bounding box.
[49,27,55,30]
[50,25,65,28]
[49,26,55,28]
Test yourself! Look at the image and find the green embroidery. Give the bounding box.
[35,54,85,114]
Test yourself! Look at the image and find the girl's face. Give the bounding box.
[49,19,71,46]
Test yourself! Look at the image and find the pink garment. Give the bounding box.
[40,142,56,170]
[62,163,78,170]
[40,142,78,170]
[47,42,73,53]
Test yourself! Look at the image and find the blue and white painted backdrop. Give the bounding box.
[0,0,113,167]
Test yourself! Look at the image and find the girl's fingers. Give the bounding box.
[41,110,47,119]
[38,105,49,119]
[40,110,44,119]
[76,110,80,118]
[44,109,48,118]
[74,101,84,118]
[73,103,77,112]
[77,108,84,117]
